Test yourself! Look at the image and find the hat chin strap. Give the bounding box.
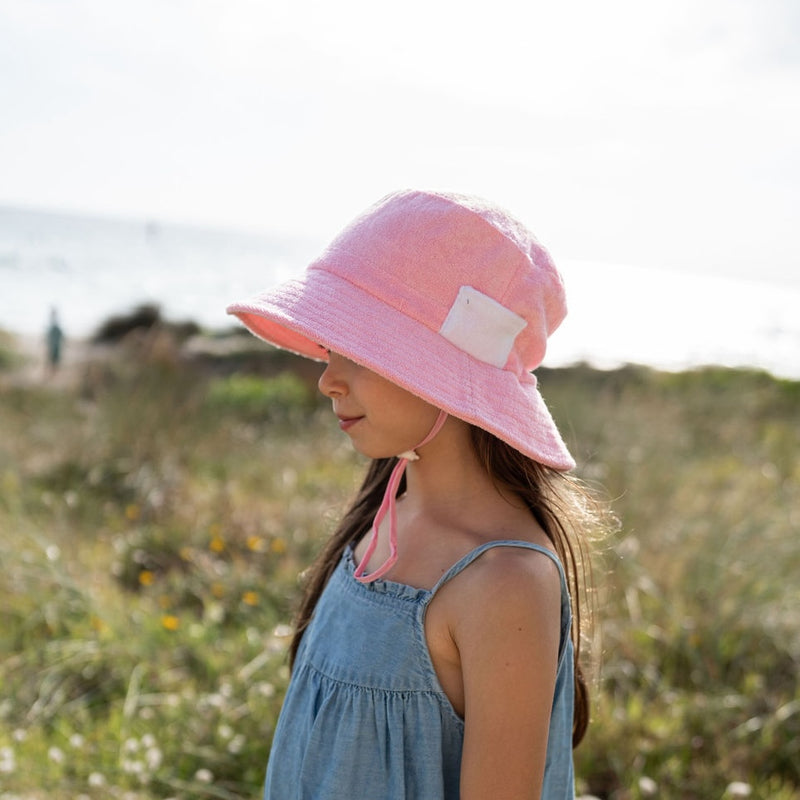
[353,409,449,583]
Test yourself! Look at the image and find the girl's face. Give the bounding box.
[318,352,441,459]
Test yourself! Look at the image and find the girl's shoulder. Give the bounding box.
[429,537,564,649]
[439,540,563,608]
[424,538,565,732]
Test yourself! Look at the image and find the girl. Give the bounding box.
[227,189,603,799]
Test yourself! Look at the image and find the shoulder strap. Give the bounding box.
[429,540,573,664]
[430,540,568,597]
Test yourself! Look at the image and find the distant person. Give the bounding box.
[227,190,611,799]
[46,308,64,375]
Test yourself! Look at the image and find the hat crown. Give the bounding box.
[310,190,567,374]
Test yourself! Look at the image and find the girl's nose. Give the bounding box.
[317,356,347,398]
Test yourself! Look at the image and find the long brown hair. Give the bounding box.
[289,426,604,748]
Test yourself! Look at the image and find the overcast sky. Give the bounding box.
[1,0,798,285]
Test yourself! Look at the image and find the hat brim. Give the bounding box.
[227,269,575,471]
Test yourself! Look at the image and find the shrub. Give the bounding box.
[205,372,313,422]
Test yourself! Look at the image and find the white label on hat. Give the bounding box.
[439,285,527,368]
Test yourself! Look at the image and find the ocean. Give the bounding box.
[2,205,798,379]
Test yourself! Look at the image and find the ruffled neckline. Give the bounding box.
[343,545,432,602]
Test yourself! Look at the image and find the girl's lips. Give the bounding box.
[337,416,364,432]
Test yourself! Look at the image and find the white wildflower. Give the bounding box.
[638,776,657,796]
[0,745,16,774]
[48,746,65,764]
[145,746,163,771]
[258,681,276,698]
[122,758,144,774]
[195,767,214,783]
[88,772,106,787]
[218,724,234,740]
[273,623,292,638]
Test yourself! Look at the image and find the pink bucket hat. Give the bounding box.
[227,189,575,471]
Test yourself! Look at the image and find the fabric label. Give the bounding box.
[438,285,527,368]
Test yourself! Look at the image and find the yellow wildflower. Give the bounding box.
[90,615,108,633]
[209,535,225,553]
[161,614,180,631]
[242,591,259,606]
[125,504,140,521]
[246,535,265,552]
[138,570,155,587]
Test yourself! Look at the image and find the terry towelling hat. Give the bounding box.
[227,189,575,471]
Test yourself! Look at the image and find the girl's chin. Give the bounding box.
[346,438,398,461]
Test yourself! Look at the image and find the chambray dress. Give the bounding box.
[263,541,575,799]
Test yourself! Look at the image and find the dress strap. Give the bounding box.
[430,540,568,598]
[429,540,573,664]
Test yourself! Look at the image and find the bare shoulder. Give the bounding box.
[476,543,561,580]
[441,544,563,644]
[460,544,561,603]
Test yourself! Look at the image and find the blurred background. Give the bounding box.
[1,0,798,375]
[0,2,798,799]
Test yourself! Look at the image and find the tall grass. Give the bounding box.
[538,366,800,800]
[0,341,797,799]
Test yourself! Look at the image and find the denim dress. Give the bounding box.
[263,540,575,799]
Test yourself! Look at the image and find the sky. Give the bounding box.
[1,0,798,286]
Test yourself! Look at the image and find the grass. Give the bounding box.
[0,337,798,799]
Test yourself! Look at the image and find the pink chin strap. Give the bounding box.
[353,409,449,583]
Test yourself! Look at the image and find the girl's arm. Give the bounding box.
[455,549,562,800]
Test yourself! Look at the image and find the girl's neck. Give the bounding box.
[401,418,519,519]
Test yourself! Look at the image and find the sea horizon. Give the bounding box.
[2,205,799,380]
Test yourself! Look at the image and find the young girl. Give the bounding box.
[227,189,602,799]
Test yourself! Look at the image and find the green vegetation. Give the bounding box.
[0,329,22,372]
[0,339,797,799]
